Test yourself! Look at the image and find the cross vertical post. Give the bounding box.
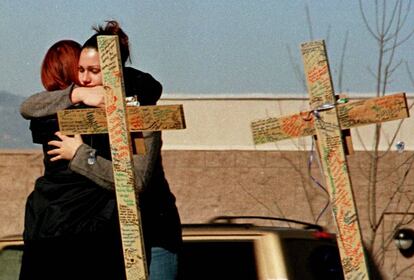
[57,35,186,280]
[301,40,369,279]
[97,35,147,280]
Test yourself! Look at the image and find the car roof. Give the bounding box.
[182,223,336,240]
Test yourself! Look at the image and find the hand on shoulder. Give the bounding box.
[47,132,83,161]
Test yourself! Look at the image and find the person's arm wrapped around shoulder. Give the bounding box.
[69,131,161,193]
[20,85,74,119]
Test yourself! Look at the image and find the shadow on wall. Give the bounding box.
[366,247,384,280]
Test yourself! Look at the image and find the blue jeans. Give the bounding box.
[149,247,178,280]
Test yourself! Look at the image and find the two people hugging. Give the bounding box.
[19,20,182,280]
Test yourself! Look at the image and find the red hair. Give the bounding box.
[41,40,81,91]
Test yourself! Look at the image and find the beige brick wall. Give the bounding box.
[1,149,413,279]
[0,150,43,238]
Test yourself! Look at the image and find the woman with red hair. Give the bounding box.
[20,39,127,279]
[40,40,81,91]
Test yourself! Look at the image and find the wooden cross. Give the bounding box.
[57,36,185,280]
[251,40,409,280]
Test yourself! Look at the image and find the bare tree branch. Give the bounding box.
[384,28,414,52]
[382,0,400,38]
[286,44,307,92]
[406,61,414,87]
[359,0,381,40]
[338,31,349,93]
[305,4,314,41]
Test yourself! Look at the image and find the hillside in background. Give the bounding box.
[0,91,36,148]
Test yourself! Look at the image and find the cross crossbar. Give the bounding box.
[57,104,186,135]
[251,92,408,145]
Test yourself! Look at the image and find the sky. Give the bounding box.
[1,0,414,97]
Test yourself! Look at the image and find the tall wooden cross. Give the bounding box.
[251,40,409,280]
[57,36,186,280]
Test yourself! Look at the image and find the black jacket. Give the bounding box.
[23,68,181,252]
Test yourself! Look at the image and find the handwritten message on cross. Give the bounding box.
[251,40,409,280]
[57,36,185,280]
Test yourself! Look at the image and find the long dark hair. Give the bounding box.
[82,20,130,65]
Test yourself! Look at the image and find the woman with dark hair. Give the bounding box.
[20,21,163,117]
[20,20,182,280]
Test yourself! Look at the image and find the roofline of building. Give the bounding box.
[161,92,414,100]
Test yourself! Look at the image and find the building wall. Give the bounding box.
[1,149,413,279]
[2,95,414,279]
